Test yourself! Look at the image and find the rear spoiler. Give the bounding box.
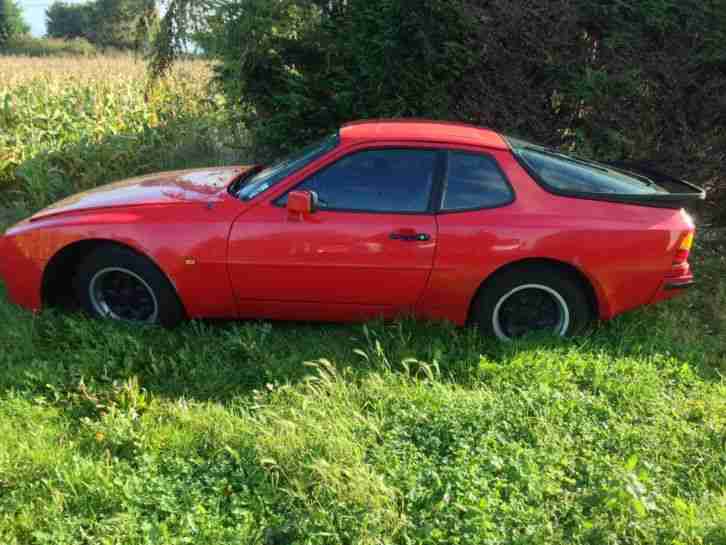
[604,161,707,209]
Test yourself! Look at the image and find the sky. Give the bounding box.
[19,1,164,37]
[19,0,86,37]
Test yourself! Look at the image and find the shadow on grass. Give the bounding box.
[1,277,722,411]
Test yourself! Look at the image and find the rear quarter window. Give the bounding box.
[440,151,514,211]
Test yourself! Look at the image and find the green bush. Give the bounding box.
[456,0,726,221]
[153,0,471,156]
[153,0,726,223]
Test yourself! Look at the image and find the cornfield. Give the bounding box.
[0,54,244,211]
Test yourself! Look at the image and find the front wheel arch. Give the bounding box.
[42,239,186,317]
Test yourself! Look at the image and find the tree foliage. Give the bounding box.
[151,0,725,222]
[0,0,5,47]
[0,0,30,47]
[456,0,726,221]
[46,0,158,50]
[151,0,471,154]
[46,2,94,40]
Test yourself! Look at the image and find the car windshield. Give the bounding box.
[508,137,667,195]
[234,133,339,201]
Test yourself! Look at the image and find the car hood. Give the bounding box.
[30,166,253,221]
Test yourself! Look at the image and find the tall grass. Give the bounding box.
[2,36,101,57]
[0,53,724,544]
[0,55,246,212]
[0,258,724,543]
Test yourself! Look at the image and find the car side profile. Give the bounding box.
[0,120,704,339]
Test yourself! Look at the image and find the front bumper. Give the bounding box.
[0,234,44,311]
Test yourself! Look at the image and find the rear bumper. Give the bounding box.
[664,279,695,290]
[650,262,694,304]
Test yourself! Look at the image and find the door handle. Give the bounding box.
[390,232,431,242]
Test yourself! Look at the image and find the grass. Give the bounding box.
[0,54,246,213]
[1,36,101,58]
[0,53,725,544]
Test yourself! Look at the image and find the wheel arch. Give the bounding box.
[42,238,185,314]
[467,257,603,324]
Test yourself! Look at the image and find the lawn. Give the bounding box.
[0,55,725,545]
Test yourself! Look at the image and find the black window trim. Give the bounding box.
[505,136,706,209]
[436,149,516,215]
[274,145,518,216]
[233,132,341,202]
[273,146,447,215]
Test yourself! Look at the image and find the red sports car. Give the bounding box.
[0,120,704,339]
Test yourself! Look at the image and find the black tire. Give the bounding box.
[471,264,593,340]
[74,245,185,328]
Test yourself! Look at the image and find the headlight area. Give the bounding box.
[0,233,45,311]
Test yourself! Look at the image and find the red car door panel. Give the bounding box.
[228,205,436,307]
[227,146,440,316]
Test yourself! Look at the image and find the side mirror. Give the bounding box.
[287,190,318,216]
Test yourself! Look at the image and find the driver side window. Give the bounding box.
[277,148,438,213]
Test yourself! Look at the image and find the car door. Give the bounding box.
[227,147,440,319]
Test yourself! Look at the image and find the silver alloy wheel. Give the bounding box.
[492,283,570,341]
[88,267,159,323]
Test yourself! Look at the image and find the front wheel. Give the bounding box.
[75,245,185,327]
[471,265,593,340]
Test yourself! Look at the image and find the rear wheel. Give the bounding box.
[472,264,592,340]
[75,245,185,327]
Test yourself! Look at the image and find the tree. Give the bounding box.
[46,2,94,40]
[0,0,30,46]
[150,0,725,222]
[150,0,468,154]
[46,0,158,50]
[0,1,6,47]
[91,0,158,50]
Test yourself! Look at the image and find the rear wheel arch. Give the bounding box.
[468,257,601,325]
[42,239,184,315]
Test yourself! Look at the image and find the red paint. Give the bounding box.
[228,206,437,312]
[0,120,695,326]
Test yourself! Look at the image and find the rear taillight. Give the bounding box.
[673,231,694,264]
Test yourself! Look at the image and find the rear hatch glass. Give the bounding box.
[507,137,705,208]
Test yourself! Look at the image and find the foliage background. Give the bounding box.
[0,0,29,46]
[153,0,726,223]
[45,0,158,50]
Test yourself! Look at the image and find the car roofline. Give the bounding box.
[340,119,510,151]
